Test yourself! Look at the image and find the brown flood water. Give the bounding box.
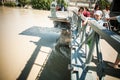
[0,6,70,80]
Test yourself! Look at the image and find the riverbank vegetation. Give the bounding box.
[0,0,110,10]
[31,0,52,10]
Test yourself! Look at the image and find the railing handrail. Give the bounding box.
[70,11,120,80]
[80,14,120,54]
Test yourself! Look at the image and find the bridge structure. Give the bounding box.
[69,11,120,80]
[49,2,120,79]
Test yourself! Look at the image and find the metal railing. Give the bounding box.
[69,11,120,80]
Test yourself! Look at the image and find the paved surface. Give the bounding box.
[0,6,120,80]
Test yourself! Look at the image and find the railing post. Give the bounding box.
[85,31,96,64]
[95,33,105,80]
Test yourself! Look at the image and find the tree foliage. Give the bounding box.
[18,0,30,7]
[4,1,16,7]
[31,0,52,10]
[57,0,68,8]
[97,0,111,10]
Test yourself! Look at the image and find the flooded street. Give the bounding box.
[0,6,68,80]
[0,6,119,80]
[0,6,71,80]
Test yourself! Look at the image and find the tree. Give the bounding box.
[18,0,30,7]
[31,0,52,10]
[97,0,110,10]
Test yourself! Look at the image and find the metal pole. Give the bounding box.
[85,31,96,64]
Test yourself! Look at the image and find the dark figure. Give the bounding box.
[109,0,120,34]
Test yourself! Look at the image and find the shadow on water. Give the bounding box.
[17,26,70,80]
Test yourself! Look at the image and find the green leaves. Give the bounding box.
[31,0,52,10]
[98,0,110,10]
[18,0,30,6]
